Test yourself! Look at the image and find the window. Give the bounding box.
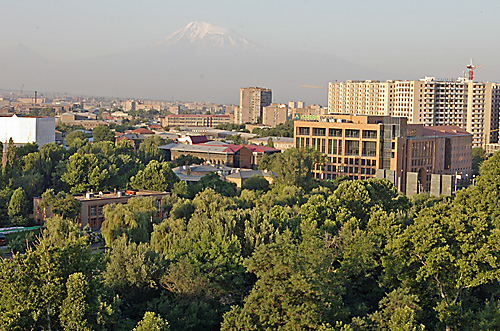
[345,140,359,156]
[298,127,310,135]
[312,128,326,136]
[90,206,97,217]
[362,141,377,157]
[345,129,360,138]
[329,128,342,137]
[362,130,377,139]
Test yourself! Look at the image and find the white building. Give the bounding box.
[0,114,55,148]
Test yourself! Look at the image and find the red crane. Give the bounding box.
[466,58,482,81]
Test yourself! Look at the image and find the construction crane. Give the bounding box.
[466,58,482,81]
[299,84,327,89]
[15,83,24,111]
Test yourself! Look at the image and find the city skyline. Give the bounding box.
[1,0,499,104]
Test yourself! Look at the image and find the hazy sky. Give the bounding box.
[1,0,499,101]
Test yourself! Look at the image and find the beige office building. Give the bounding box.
[294,115,472,194]
[235,87,272,124]
[328,77,500,147]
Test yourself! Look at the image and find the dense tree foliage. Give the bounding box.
[130,160,179,192]
[93,125,115,143]
[2,138,500,330]
[214,123,248,132]
[171,154,205,167]
[252,120,294,138]
[65,130,87,146]
[259,147,325,190]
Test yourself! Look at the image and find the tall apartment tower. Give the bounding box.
[236,87,272,124]
[328,78,500,147]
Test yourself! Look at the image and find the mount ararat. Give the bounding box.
[0,22,382,104]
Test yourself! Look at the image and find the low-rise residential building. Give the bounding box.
[225,169,275,188]
[159,141,280,169]
[162,114,231,127]
[33,189,170,230]
[248,136,294,151]
[172,163,275,188]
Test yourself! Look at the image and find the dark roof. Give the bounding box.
[189,135,209,144]
[422,126,472,137]
[166,114,230,118]
[132,128,155,134]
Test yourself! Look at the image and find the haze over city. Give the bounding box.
[1,0,499,104]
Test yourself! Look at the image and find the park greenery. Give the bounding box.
[0,126,499,330]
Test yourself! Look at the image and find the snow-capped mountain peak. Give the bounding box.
[154,22,255,49]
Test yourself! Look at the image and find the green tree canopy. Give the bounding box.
[387,198,500,330]
[241,175,270,191]
[65,130,86,147]
[40,189,81,221]
[8,187,29,226]
[259,147,325,190]
[92,125,115,143]
[61,153,110,193]
[101,196,156,246]
[130,160,179,192]
[133,312,169,331]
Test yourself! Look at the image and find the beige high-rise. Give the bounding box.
[236,87,272,124]
[328,77,500,147]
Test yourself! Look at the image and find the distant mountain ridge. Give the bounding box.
[0,22,383,104]
[154,22,256,50]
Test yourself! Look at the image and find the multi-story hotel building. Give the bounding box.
[235,87,272,124]
[294,115,472,194]
[328,77,500,148]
